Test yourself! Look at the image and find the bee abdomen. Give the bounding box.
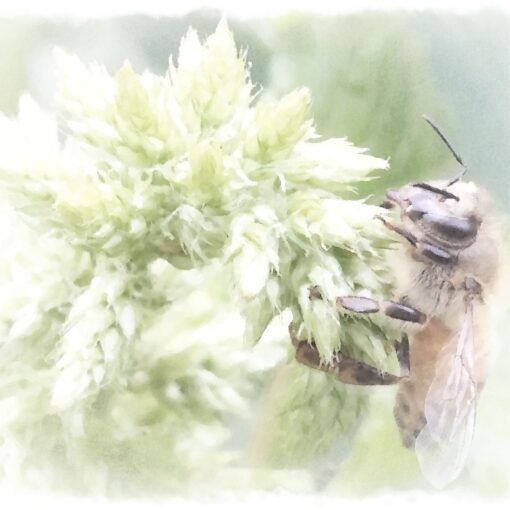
[393,319,450,448]
[394,381,427,448]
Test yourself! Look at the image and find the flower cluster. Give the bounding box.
[0,21,398,493]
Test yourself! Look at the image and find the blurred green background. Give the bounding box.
[1,9,509,496]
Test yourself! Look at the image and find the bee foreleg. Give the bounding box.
[376,215,418,246]
[377,215,456,264]
[289,324,409,386]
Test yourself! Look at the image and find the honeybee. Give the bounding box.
[290,116,502,488]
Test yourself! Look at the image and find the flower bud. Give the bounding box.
[244,88,313,161]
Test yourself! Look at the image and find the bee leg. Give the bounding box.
[376,215,456,264]
[395,333,410,377]
[310,287,427,325]
[376,215,418,246]
[289,324,408,386]
[341,296,427,325]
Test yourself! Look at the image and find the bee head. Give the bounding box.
[385,180,482,249]
[381,115,487,250]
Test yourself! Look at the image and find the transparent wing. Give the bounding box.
[415,303,477,488]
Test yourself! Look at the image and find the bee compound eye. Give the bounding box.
[421,213,478,241]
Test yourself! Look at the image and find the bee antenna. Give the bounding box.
[422,114,467,186]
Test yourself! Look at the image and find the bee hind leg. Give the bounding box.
[289,325,410,386]
[296,288,418,385]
